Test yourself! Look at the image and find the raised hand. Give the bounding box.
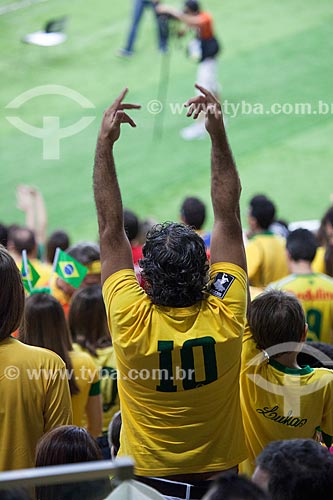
[99,88,141,144]
[184,84,224,137]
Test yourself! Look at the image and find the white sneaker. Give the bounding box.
[180,122,207,141]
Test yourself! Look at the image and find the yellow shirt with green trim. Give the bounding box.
[240,325,333,476]
[69,350,100,427]
[313,246,326,274]
[73,343,119,432]
[102,262,247,477]
[0,338,72,471]
[246,231,288,288]
[268,273,333,344]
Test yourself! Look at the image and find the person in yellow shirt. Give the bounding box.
[69,285,119,458]
[0,247,72,471]
[246,197,288,288]
[268,228,333,344]
[93,84,247,496]
[240,290,333,476]
[20,293,102,438]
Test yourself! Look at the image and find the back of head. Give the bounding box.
[0,245,25,341]
[286,228,317,263]
[46,230,70,263]
[184,0,200,14]
[255,439,333,500]
[67,242,100,265]
[180,196,206,230]
[20,293,79,394]
[204,473,269,500]
[36,425,102,466]
[69,285,110,356]
[250,198,276,230]
[123,209,139,242]
[249,290,305,350]
[21,293,70,352]
[140,222,209,307]
[36,426,109,500]
[9,226,36,255]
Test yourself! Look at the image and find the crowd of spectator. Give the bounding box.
[1,82,333,500]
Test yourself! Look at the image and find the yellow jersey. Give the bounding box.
[246,232,288,288]
[313,247,326,274]
[240,325,333,476]
[0,338,72,471]
[69,350,100,427]
[103,263,247,477]
[73,344,119,432]
[269,273,333,344]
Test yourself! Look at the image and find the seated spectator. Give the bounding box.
[268,228,333,343]
[7,225,52,287]
[246,196,288,288]
[253,439,333,500]
[180,196,211,248]
[50,242,101,315]
[313,206,333,277]
[203,473,269,500]
[240,290,333,476]
[35,425,111,500]
[0,246,71,471]
[46,229,71,264]
[108,410,122,461]
[19,293,102,438]
[69,285,119,458]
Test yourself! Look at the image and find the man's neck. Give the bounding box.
[272,352,300,369]
[289,260,313,275]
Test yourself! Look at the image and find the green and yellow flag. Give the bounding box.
[54,249,87,288]
[21,258,40,293]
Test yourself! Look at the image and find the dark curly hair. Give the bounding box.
[140,222,209,307]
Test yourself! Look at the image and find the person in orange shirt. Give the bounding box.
[157,1,221,140]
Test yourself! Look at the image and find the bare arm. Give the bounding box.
[156,4,202,27]
[185,85,247,271]
[93,89,141,285]
[85,394,103,438]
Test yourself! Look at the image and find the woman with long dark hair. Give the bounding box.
[20,293,103,438]
[69,285,119,458]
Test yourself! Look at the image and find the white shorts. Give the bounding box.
[196,58,220,96]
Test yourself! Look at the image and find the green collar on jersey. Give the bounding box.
[269,358,314,375]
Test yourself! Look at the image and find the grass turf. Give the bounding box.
[1,0,332,240]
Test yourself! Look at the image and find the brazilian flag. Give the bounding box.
[55,249,88,288]
[21,259,40,293]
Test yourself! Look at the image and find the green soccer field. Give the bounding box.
[1,0,333,241]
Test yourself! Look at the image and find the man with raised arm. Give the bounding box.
[94,86,248,497]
